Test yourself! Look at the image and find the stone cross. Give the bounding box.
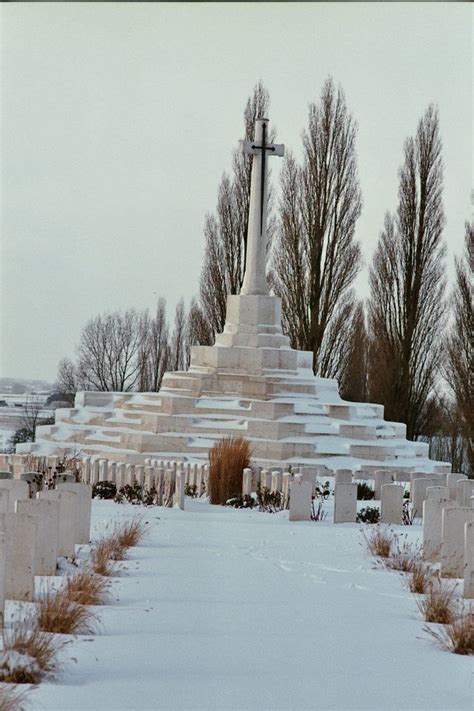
[240,118,284,296]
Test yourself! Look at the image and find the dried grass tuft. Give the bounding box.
[407,560,432,594]
[208,436,252,505]
[417,578,457,624]
[113,516,148,550]
[362,526,394,558]
[385,536,422,573]
[36,590,97,635]
[0,683,30,710]
[64,568,110,606]
[1,618,61,684]
[425,608,474,655]
[90,539,115,576]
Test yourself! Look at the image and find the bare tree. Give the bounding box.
[271,77,362,376]
[55,357,81,405]
[444,221,473,473]
[170,299,187,372]
[147,298,170,391]
[199,81,272,337]
[338,301,368,402]
[367,105,446,440]
[76,310,145,391]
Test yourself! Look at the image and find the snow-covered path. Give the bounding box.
[33,499,472,710]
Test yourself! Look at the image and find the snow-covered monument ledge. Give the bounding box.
[15,117,450,476]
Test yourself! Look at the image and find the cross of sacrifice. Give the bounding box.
[242,119,284,236]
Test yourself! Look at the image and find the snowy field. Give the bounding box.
[30,499,472,711]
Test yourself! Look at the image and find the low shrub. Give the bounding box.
[357,507,380,524]
[402,500,417,525]
[37,590,97,635]
[64,568,110,606]
[362,526,393,558]
[256,485,285,513]
[90,539,115,576]
[225,494,256,509]
[315,481,331,500]
[426,608,474,655]
[92,481,117,500]
[114,481,143,505]
[311,498,327,521]
[357,482,375,500]
[417,579,457,624]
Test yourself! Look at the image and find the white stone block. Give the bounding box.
[374,470,392,499]
[463,521,474,598]
[242,468,252,497]
[422,494,453,561]
[38,489,78,558]
[135,465,145,487]
[116,462,125,489]
[335,470,352,486]
[108,461,117,483]
[90,459,99,485]
[440,507,474,577]
[0,512,36,601]
[98,459,108,482]
[57,482,92,545]
[282,472,292,509]
[260,469,271,490]
[155,467,164,505]
[380,484,403,524]
[0,480,29,512]
[16,499,60,576]
[334,483,357,523]
[0,533,6,624]
[125,463,135,486]
[411,477,440,519]
[289,476,312,521]
[447,472,467,501]
[174,471,185,510]
[456,479,474,507]
[271,471,282,493]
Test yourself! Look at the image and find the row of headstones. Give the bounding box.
[243,467,464,524]
[79,456,210,511]
[421,474,474,600]
[0,479,92,618]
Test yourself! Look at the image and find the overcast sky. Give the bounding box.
[1,2,472,382]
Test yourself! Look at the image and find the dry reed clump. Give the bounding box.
[36,590,97,635]
[384,535,422,573]
[1,618,61,684]
[426,608,474,655]
[0,683,30,710]
[208,436,252,505]
[362,526,394,558]
[417,578,457,624]
[90,539,116,576]
[112,516,148,550]
[407,560,432,594]
[64,568,110,606]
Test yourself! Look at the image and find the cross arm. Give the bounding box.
[241,140,285,157]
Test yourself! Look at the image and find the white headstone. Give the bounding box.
[380,484,403,524]
[0,512,36,601]
[38,489,78,558]
[463,521,474,599]
[242,468,252,497]
[57,482,92,545]
[0,480,29,512]
[289,476,312,521]
[440,506,474,577]
[374,470,392,499]
[334,483,357,523]
[447,472,467,501]
[16,499,60,576]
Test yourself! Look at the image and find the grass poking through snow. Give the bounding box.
[407,560,432,594]
[64,568,110,606]
[1,617,62,684]
[37,590,98,635]
[362,526,394,558]
[0,683,30,710]
[425,608,474,655]
[417,578,457,624]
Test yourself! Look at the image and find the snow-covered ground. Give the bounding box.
[31,499,472,710]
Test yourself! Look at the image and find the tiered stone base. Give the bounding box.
[18,295,448,474]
